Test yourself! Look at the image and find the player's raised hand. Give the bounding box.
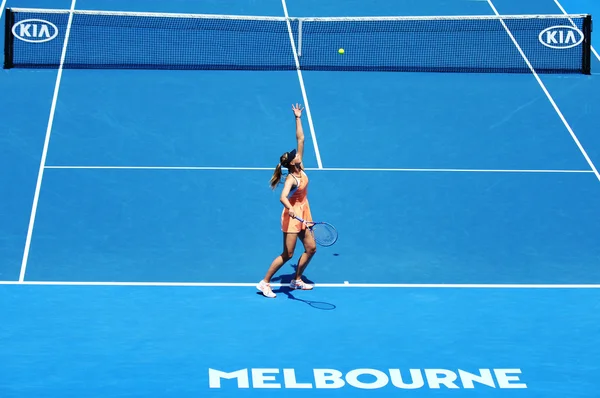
[292,103,304,118]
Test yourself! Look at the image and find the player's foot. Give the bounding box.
[290,279,313,290]
[256,280,276,298]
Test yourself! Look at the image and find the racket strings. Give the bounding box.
[312,223,338,246]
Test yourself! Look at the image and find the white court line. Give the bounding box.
[46,166,276,171]
[554,0,600,62]
[486,0,600,184]
[19,0,77,283]
[44,165,593,173]
[0,280,599,289]
[0,0,8,25]
[281,0,323,169]
[0,0,7,69]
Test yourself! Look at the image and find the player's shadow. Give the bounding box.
[259,264,336,311]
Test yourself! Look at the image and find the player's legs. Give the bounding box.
[257,233,298,298]
[290,229,317,290]
[264,232,298,282]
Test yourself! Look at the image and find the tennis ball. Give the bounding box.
[338,48,345,54]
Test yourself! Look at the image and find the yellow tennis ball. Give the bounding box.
[338,48,345,54]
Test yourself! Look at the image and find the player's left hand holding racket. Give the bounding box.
[294,216,338,247]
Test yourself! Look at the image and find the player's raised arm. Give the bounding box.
[292,103,305,166]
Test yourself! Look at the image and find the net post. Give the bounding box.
[298,19,303,57]
[3,8,14,69]
[582,14,592,75]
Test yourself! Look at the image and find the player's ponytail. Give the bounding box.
[269,163,283,190]
[269,152,290,190]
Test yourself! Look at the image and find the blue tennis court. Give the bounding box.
[1,0,600,396]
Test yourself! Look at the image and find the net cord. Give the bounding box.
[7,7,591,22]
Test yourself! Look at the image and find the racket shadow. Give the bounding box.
[275,288,337,311]
[266,265,336,311]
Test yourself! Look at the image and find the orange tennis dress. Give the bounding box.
[281,170,312,233]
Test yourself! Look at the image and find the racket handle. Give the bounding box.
[294,216,314,227]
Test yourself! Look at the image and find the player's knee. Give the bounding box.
[306,244,317,256]
[282,250,294,261]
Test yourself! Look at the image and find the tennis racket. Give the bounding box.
[294,216,338,247]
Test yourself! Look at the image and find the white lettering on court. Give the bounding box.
[208,367,528,389]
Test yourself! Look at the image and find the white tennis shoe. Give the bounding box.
[256,280,276,298]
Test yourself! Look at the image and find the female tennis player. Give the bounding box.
[256,103,316,298]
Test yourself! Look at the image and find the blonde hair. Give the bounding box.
[269,152,290,190]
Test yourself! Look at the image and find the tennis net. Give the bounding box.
[3,8,593,74]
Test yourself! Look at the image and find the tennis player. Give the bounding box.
[256,103,316,298]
